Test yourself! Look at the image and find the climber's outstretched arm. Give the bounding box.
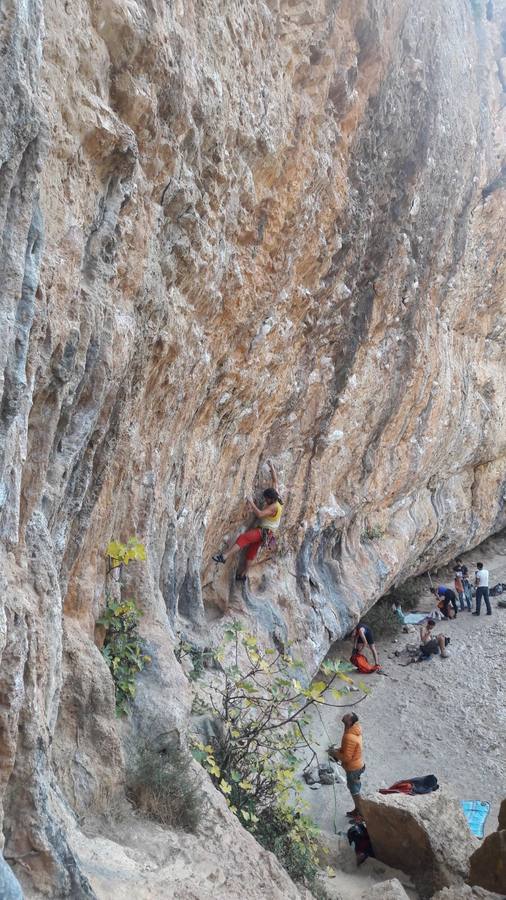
[267,459,279,492]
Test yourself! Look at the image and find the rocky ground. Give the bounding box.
[300,531,506,898]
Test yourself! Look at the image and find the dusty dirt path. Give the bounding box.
[300,533,506,898]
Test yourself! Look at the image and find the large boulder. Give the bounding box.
[433,887,504,900]
[469,798,506,896]
[360,789,478,898]
[367,878,411,899]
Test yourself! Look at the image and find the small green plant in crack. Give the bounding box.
[106,537,147,572]
[361,524,385,541]
[99,597,151,715]
[98,537,150,715]
[174,637,215,681]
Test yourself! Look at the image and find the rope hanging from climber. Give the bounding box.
[212,460,283,582]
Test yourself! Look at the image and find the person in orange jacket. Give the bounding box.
[329,713,365,819]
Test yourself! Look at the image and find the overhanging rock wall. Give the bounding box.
[0,0,505,894]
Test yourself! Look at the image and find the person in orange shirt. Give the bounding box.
[453,566,467,612]
[329,713,365,819]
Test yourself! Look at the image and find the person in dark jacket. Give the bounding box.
[430,586,458,618]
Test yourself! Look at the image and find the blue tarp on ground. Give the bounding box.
[461,800,490,838]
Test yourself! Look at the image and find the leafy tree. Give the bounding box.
[190,621,366,893]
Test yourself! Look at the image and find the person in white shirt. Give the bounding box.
[473,562,492,616]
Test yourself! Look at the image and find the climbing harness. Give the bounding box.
[261,528,277,552]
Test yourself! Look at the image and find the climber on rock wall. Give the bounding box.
[212,460,283,582]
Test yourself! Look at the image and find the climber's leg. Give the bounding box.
[213,529,263,565]
[236,530,263,577]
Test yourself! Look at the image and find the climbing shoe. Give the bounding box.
[235,573,247,583]
[212,553,225,564]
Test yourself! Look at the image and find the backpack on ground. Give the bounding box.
[347,822,374,863]
[379,774,439,795]
[350,652,379,674]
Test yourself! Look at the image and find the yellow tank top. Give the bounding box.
[261,501,282,531]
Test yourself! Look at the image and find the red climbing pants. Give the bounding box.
[236,528,263,561]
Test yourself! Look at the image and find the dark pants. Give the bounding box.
[420,639,439,657]
[441,596,457,618]
[475,587,491,615]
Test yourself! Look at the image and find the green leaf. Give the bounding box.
[106,540,123,560]
[237,681,255,693]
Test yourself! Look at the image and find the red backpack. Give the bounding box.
[350,652,379,674]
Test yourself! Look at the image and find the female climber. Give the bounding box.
[212,460,283,581]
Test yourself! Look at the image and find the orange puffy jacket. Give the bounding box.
[338,722,364,772]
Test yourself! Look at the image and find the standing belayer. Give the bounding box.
[212,460,283,582]
[473,561,492,616]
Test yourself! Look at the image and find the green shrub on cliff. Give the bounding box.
[99,538,150,715]
[127,737,202,832]
[360,524,385,541]
[99,597,151,715]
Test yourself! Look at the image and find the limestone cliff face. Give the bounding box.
[0,0,505,894]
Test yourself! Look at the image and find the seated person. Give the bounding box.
[430,586,457,618]
[417,619,449,660]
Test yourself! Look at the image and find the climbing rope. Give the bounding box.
[314,703,340,835]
